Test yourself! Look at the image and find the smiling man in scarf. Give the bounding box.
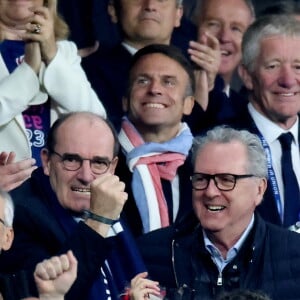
[117,44,195,237]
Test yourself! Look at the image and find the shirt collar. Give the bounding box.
[248,103,299,144]
[122,42,138,56]
[224,84,230,97]
[203,214,255,259]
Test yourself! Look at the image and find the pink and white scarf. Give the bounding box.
[118,117,193,233]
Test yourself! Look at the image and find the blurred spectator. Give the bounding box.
[82,0,184,130]
[260,0,300,18]
[0,0,105,168]
[185,0,255,134]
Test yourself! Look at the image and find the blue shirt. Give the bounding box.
[204,215,255,273]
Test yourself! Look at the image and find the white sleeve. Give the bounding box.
[40,40,106,118]
[0,61,43,126]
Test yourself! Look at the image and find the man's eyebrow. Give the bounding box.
[61,153,111,160]
[163,75,177,79]
[135,73,150,77]
[91,156,112,160]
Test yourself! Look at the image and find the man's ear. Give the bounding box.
[183,96,195,116]
[108,0,118,24]
[255,178,268,207]
[174,5,184,28]
[238,64,254,90]
[2,227,14,251]
[41,148,51,176]
[122,97,129,113]
[110,157,119,174]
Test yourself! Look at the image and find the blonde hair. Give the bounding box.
[44,0,70,40]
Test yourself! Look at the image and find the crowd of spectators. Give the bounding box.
[1,0,300,299]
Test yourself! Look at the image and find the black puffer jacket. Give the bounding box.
[137,213,300,300]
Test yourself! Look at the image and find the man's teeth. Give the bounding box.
[72,187,90,194]
[278,93,295,97]
[221,50,230,56]
[207,205,225,212]
[145,103,165,108]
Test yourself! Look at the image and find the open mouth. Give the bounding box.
[221,50,231,57]
[275,92,297,97]
[71,187,91,195]
[144,103,166,109]
[207,205,225,212]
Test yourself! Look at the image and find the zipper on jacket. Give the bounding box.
[171,239,180,287]
[217,272,223,286]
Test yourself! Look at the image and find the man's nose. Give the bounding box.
[148,79,163,95]
[143,0,157,11]
[203,178,222,197]
[76,160,95,184]
[218,25,232,43]
[278,65,297,88]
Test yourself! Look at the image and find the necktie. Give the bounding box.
[278,132,300,227]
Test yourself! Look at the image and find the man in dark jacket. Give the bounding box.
[137,126,300,300]
[82,0,219,131]
[0,112,144,300]
[116,44,195,237]
[228,15,300,228]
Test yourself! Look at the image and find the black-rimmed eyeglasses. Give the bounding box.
[52,151,113,175]
[190,173,255,191]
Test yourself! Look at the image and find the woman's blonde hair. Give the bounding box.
[44,0,69,40]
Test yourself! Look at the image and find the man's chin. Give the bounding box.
[220,60,239,76]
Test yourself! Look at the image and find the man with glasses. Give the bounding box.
[136,126,300,299]
[0,112,145,300]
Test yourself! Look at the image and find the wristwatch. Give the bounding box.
[82,210,118,225]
